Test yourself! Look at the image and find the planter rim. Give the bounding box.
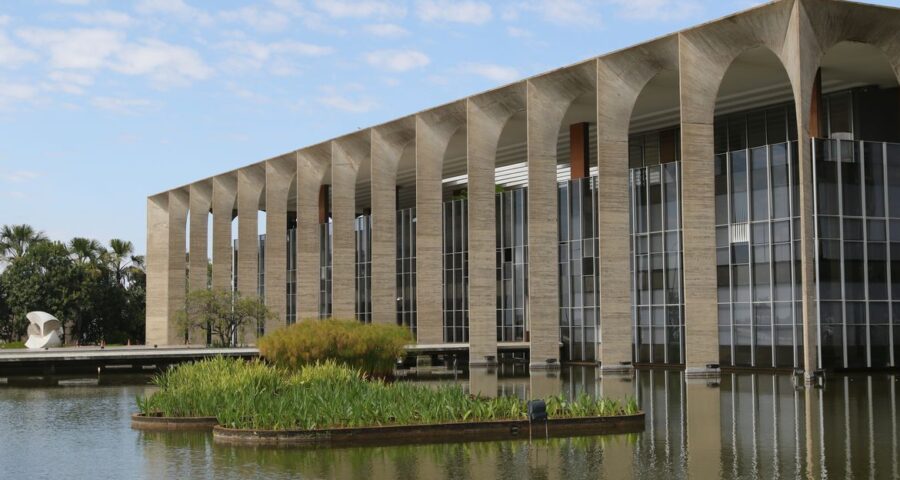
[212,411,645,434]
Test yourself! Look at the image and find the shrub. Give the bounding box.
[258,319,411,375]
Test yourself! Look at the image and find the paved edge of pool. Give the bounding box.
[208,413,645,448]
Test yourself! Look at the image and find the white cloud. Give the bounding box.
[364,49,429,71]
[0,15,10,27]
[47,71,94,94]
[416,0,492,24]
[112,39,212,87]
[608,0,702,21]
[221,39,333,74]
[17,28,123,70]
[0,33,36,67]
[0,82,38,108]
[72,10,133,27]
[219,6,290,32]
[90,96,153,113]
[506,26,532,38]
[460,63,520,83]
[519,0,602,27]
[136,0,213,25]
[364,23,409,37]
[0,170,40,183]
[313,0,406,19]
[318,93,377,113]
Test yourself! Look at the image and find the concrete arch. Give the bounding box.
[146,188,189,346]
[370,117,416,325]
[677,0,796,375]
[296,143,331,321]
[467,82,526,366]
[211,173,237,292]
[596,35,679,371]
[264,153,297,334]
[331,131,371,319]
[527,60,596,367]
[415,101,466,344]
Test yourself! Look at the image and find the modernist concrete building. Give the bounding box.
[146,0,900,378]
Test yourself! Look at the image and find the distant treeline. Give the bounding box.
[0,224,145,345]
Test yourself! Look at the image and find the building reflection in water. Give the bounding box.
[136,367,899,479]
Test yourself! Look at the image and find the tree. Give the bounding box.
[177,289,273,347]
[0,224,48,263]
[68,237,106,266]
[106,239,138,286]
[0,241,81,342]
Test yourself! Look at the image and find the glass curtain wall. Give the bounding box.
[496,187,528,342]
[443,198,468,343]
[629,128,684,365]
[318,222,332,319]
[814,139,900,369]
[558,176,600,362]
[397,207,416,337]
[713,103,802,369]
[354,214,372,323]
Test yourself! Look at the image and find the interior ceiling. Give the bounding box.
[282,42,898,213]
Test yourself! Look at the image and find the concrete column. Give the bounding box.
[331,133,369,319]
[415,102,465,344]
[237,165,264,343]
[526,64,593,368]
[211,174,237,291]
[370,119,414,325]
[145,189,188,346]
[188,181,212,344]
[265,154,295,333]
[466,86,524,366]
[596,37,678,371]
[297,145,330,320]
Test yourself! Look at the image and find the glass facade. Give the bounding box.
[443,198,468,343]
[712,102,803,369]
[496,187,528,343]
[630,162,684,365]
[558,176,600,362]
[318,221,332,319]
[354,214,372,323]
[814,139,900,369]
[397,207,416,337]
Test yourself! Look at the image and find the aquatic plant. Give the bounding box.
[136,357,640,430]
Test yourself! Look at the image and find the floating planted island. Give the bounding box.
[134,356,644,447]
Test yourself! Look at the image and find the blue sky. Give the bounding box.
[0,0,896,254]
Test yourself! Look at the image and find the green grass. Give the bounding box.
[136,357,640,431]
[0,341,26,349]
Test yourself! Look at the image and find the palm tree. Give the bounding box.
[106,238,136,285]
[0,224,48,262]
[68,237,106,266]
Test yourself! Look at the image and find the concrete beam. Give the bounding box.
[597,35,678,371]
[187,181,212,344]
[297,144,331,321]
[211,174,237,292]
[416,101,466,344]
[331,132,369,320]
[371,117,415,325]
[265,154,296,334]
[526,61,595,368]
[467,83,526,366]
[237,165,265,342]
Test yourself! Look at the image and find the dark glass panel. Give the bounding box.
[816,140,840,216]
[888,144,900,217]
[843,242,865,301]
[731,151,749,223]
[818,240,842,300]
[841,141,862,217]
[868,243,887,300]
[751,147,769,221]
[715,154,729,224]
[864,142,886,217]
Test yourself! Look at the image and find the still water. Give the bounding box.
[0,368,897,479]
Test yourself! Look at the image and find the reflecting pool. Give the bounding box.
[0,368,897,479]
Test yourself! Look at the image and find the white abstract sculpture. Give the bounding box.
[25,311,62,349]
